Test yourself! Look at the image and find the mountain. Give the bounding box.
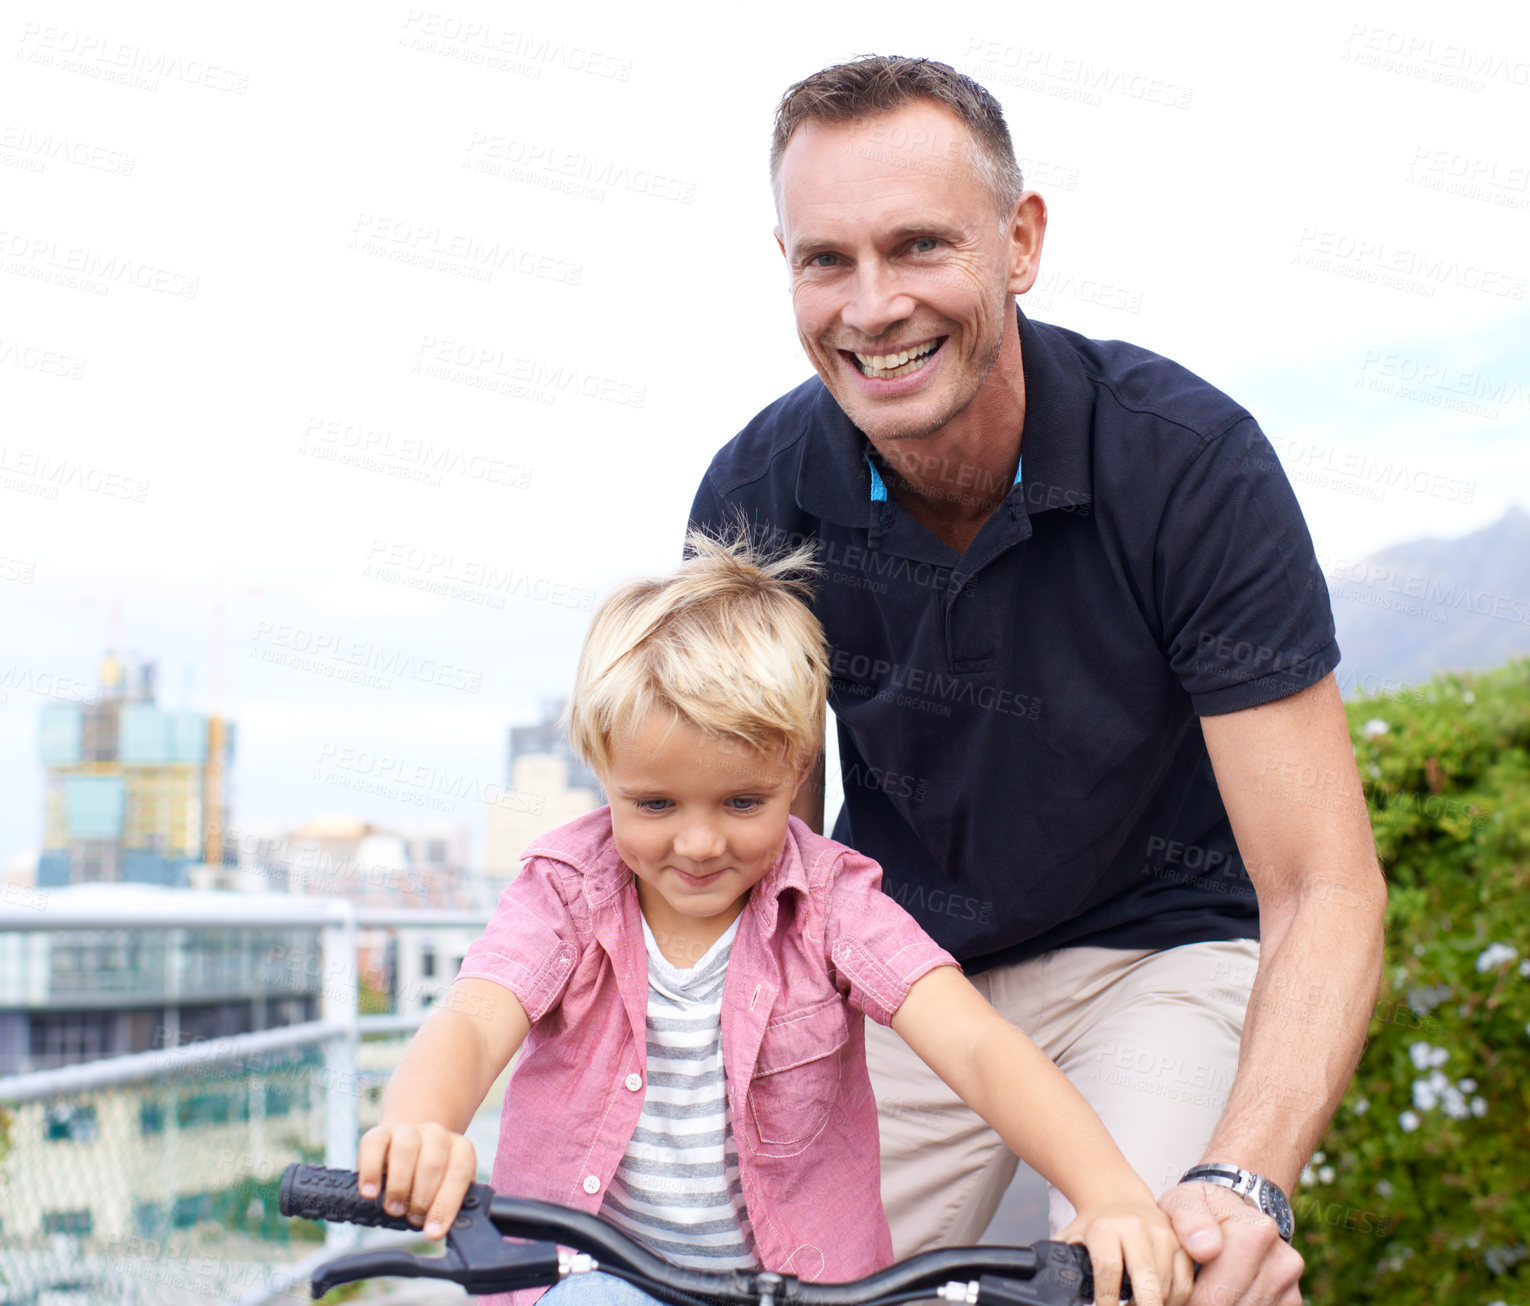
[1327,506,1530,695]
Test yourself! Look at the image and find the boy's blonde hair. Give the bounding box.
[568,529,827,778]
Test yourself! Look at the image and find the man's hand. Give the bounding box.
[1160,1182,1303,1306]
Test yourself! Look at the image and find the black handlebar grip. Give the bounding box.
[278,1163,415,1232]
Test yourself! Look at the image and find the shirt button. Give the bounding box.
[582,1175,600,1195]
[625,1073,642,1092]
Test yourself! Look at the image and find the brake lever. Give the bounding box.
[309,1181,563,1299]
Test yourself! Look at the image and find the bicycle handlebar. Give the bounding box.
[278,1163,1117,1305]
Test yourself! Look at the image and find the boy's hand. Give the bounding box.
[1059,1194,1195,1306]
[356,1121,477,1241]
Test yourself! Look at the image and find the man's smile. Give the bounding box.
[841,337,946,381]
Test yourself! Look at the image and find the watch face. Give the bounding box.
[1259,1183,1295,1242]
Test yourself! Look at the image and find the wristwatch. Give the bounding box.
[1180,1165,1295,1243]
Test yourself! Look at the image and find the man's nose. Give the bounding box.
[842,261,914,339]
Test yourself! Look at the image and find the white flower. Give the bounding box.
[1353,1097,1370,1115]
[1363,718,1390,739]
[1442,1087,1470,1120]
[1312,1151,1326,1164]
[1300,1163,1316,1186]
[1409,1041,1434,1070]
[1459,1078,1476,1093]
[1318,1165,1335,1184]
[1399,1110,1420,1132]
[1471,1096,1487,1117]
[1519,960,1530,979]
[1477,943,1519,973]
[1375,1179,1394,1198]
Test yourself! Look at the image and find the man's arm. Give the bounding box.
[1162,673,1387,1303]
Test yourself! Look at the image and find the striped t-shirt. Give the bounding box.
[600,915,757,1270]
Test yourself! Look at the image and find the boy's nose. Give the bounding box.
[672,819,726,863]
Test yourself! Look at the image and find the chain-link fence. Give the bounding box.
[0,903,498,1305]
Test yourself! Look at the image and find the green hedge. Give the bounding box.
[1301,659,1530,1305]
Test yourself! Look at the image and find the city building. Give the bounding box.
[35,653,234,889]
[0,885,322,1078]
[483,699,602,889]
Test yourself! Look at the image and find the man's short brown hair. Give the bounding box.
[769,55,1025,218]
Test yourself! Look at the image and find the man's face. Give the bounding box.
[775,101,1040,445]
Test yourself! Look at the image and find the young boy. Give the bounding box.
[356,533,1192,1306]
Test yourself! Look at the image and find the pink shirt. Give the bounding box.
[456,808,958,1301]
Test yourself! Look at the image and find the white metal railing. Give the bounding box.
[0,892,492,1305]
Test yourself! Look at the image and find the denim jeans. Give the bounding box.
[538,1271,666,1306]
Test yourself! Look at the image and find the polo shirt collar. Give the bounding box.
[794,304,1094,524]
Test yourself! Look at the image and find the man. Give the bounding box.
[688,56,1385,1306]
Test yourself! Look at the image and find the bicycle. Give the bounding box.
[278,1163,1128,1305]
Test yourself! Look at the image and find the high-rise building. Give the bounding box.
[35,653,234,889]
[483,698,602,887]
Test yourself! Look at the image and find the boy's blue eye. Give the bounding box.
[727,796,764,811]
[634,798,672,813]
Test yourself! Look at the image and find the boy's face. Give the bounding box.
[603,710,806,950]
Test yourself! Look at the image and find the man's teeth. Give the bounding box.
[854,341,938,378]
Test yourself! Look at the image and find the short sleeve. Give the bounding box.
[456,857,582,1023]
[1158,418,1340,716]
[820,850,960,1025]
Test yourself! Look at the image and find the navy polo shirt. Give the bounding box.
[688,306,1339,971]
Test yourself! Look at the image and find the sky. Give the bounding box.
[3,0,1528,873]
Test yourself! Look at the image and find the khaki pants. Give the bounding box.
[866,938,1261,1252]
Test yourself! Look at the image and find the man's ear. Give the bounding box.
[1006,191,1048,296]
[775,226,787,260]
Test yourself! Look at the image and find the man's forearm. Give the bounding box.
[1198,878,1386,1193]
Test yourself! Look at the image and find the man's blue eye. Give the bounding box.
[808,253,839,267]
[912,237,939,252]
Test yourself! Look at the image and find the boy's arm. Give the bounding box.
[357,978,531,1236]
[891,966,1191,1306]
